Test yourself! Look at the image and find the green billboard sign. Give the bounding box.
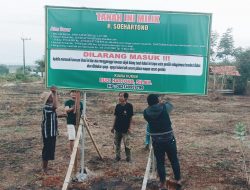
[46,6,212,95]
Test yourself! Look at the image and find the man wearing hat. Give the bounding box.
[40,86,58,173]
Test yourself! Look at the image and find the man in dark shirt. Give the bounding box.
[111,92,133,162]
[144,94,182,189]
[64,90,83,152]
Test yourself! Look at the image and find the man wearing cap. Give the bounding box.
[143,94,182,189]
[40,86,58,173]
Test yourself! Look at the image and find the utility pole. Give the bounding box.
[21,37,31,75]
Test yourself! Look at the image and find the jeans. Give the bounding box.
[152,137,181,183]
[145,124,150,145]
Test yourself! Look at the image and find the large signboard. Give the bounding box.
[46,6,212,95]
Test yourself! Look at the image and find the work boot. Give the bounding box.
[125,147,131,162]
[158,181,167,190]
[126,157,131,162]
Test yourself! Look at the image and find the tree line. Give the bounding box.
[210,28,250,94]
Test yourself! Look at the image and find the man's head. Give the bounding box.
[147,94,159,106]
[118,92,129,103]
[70,90,77,99]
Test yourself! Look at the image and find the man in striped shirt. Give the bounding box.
[40,86,58,173]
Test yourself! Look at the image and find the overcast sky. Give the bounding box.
[0,0,249,65]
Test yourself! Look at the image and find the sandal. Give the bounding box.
[159,182,168,190]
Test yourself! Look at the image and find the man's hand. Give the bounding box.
[111,128,114,133]
[65,106,75,113]
[70,105,75,112]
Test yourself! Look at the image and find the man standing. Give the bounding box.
[64,90,83,152]
[143,94,182,189]
[40,86,58,173]
[111,92,133,162]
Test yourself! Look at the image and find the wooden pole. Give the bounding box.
[221,75,225,90]
[141,144,153,190]
[83,117,103,160]
[62,125,82,190]
[74,91,81,174]
[233,77,236,93]
[62,92,104,189]
[80,92,86,174]
[213,74,216,90]
[150,146,157,179]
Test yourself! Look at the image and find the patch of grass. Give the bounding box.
[235,122,247,141]
[0,73,41,83]
[14,127,26,133]
[215,160,233,170]
[186,142,200,149]
[0,126,16,134]
[0,113,14,119]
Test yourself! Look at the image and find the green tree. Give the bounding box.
[0,64,9,75]
[233,47,244,57]
[217,28,235,63]
[15,66,28,81]
[235,48,250,94]
[16,66,30,74]
[35,57,45,77]
[210,31,219,62]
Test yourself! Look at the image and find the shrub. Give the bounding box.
[0,65,9,75]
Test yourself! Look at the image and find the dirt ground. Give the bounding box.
[0,81,249,190]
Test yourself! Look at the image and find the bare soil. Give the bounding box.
[0,81,249,190]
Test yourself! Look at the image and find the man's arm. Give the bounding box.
[127,117,133,134]
[64,104,74,113]
[80,101,84,116]
[111,105,118,133]
[111,116,117,133]
[50,86,58,109]
[127,104,134,133]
